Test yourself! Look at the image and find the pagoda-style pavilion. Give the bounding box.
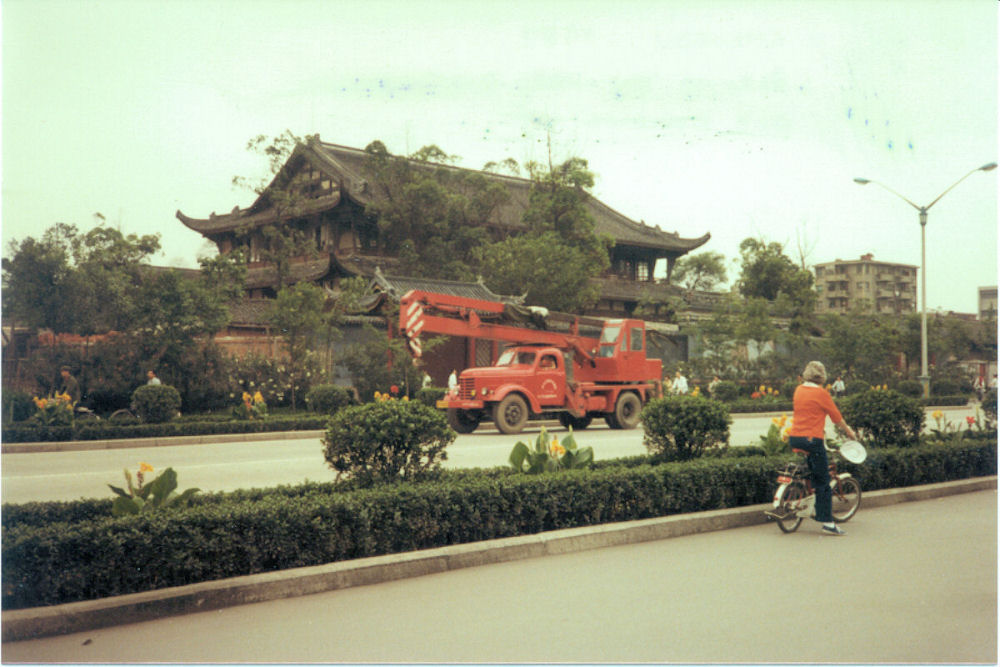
[177,136,709,309]
[176,137,710,378]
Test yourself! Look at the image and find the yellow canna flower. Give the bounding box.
[253,391,264,404]
[139,462,154,473]
[932,410,944,420]
[550,438,566,457]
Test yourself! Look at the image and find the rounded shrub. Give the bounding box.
[710,380,740,403]
[3,392,35,423]
[322,399,455,486]
[896,379,924,398]
[840,388,924,448]
[780,380,799,399]
[930,379,961,397]
[305,384,357,415]
[640,395,731,461]
[415,386,446,407]
[131,384,182,424]
[844,379,870,396]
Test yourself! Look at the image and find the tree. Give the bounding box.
[360,141,507,280]
[2,224,75,332]
[474,232,604,313]
[736,237,815,332]
[476,156,612,313]
[267,282,326,409]
[2,223,161,336]
[131,251,247,367]
[672,251,728,293]
[818,309,897,383]
[232,130,320,290]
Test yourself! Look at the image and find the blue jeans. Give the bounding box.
[788,436,833,522]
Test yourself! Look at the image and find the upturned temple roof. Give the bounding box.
[176,137,710,256]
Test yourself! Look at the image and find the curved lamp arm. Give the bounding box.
[855,162,996,212]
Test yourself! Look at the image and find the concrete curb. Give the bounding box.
[1,430,325,454]
[3,475,994,643]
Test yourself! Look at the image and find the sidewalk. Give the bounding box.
[3,475,994,643]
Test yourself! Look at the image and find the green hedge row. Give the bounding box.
[3,438,994,610]
[0,416,331,443]
[722,395,968,414]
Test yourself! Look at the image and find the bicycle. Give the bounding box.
[766,440,865,533]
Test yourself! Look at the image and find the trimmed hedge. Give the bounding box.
[2,438,994,610]
[1,416,331,443]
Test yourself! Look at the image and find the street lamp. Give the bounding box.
[854,162,997,398]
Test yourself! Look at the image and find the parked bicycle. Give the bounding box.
[766,440,866,533]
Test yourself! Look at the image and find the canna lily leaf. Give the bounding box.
[107,484,131,499]
[111,496,140,516]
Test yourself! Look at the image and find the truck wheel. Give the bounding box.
[612,392,642,430]
[493,394,529,434]
[558,412,592,430]
[447,408,481,434]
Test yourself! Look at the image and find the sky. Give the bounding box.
[2,0,997,314]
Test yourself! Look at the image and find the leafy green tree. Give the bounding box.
[476,156,611,313]
[267,281,326,409]
[672,251,728,293]
[736,238,815,332]
[360,141,507,280]
[132,257,243,363]
[2,223,160,336]
[819,309,897,383]
[690,293,741,378]
[474,232,604,312]
[2,224,75,333]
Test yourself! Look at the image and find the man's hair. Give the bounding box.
[803,361,827,385]
[60,366,72,373]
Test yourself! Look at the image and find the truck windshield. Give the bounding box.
[598,324,622,358]
[496,349,536,366]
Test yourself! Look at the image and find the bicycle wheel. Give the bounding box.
[776,482,807,533]
[831,477,861,523]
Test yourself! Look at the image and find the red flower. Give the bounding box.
[966,416,976,425]
[390,385,399,396]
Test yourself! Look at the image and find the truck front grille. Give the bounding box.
[459,377,476,399]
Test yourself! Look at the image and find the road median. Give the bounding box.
[3,475,994,643]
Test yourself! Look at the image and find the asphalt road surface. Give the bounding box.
[0,405,981,504]
[3,489,995,663]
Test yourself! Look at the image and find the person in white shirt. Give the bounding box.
[671,370,688,395]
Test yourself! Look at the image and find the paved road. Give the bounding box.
[4,489,995,663]
[0,405,982,504]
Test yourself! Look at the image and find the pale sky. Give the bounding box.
[3,0,997,313]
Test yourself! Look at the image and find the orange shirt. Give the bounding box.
[788,383,843,439]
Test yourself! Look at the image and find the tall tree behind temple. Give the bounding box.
[360,141,508,280]
[475,156,612,313]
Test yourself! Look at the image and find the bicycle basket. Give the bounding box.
[839,440,867,463]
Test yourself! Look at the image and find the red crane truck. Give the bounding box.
[398,289,663,435]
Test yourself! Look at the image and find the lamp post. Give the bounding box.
[854,162,997,399]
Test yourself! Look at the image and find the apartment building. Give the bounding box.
[813,253,917,315]
[979,286,998,320]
